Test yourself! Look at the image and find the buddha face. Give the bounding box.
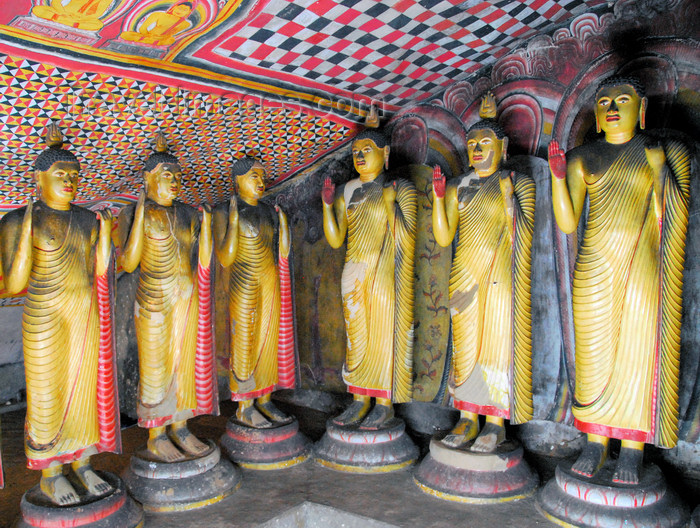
[352,138,388,180]
[467,128,505,177]
[145,162,182,205]
[36,161,80,209]
[236,161,266,203]
[595,84,646,137]
[171,3,192,17]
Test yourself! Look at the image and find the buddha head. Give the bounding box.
[351,130,389,181]
[169,1,193,17]
[143,134,182,206]
[466,120,508,178]
[34,126,80,209]
[231,156,266,204]
[594,76,647,140]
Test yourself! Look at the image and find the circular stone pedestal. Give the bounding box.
[537,461,690,528]
[220,418,311,470]
[314,418,419,473]
[18,472,143,528]
[122,441,240,512]
[414,438,538,503]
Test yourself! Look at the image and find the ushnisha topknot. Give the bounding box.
[596,75,646,99]
[143,132,179,172]
[352,129,388,149]
[34,123,79,171]
[467,119,507,140]
[231,156,259,177]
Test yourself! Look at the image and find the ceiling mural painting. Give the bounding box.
[1,0,609,121]
[0,50,353,209]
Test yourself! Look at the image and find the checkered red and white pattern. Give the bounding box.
[214,0,605,107]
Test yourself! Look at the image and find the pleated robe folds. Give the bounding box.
[339,174,417,403]
[448,171,535,424]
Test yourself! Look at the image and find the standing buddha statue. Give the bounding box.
[213,157,296,428]
[118,133,217,463]
[549,76,691,484]
[0,124,120,504]
[431,93,536,452]
[322,130,417,429]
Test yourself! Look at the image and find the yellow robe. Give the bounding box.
[224,199,281,399]
[340,174,417,402]
[0,204,118,468]
[571,135,690,447]
[130,200,201,427]
[449,171,535,423]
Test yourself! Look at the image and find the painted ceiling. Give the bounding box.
[0,0,608,210]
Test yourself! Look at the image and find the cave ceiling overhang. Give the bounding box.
[0,0,609,122]
[0,0,608,207]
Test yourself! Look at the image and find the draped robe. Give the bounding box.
[339,174,417,402]
[0,203,120,469]
[124,200,216,427]
[569,135,690,447]
[449,170,535,423]
[222,199,296,400]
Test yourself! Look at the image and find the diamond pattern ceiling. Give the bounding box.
[0,0,608,209]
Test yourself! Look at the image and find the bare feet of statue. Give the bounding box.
[359,403,394,430]
[612,446,643,485]
[237,404,274,429]
[71,461,112,497]
[41,469,80,506]
[256,399,293,425]
[332,398,371,426]
[169,422,210,457]
[471,421,506,453]
[571,440,608,478]
[441,418,479,448]
[147,430,187,462]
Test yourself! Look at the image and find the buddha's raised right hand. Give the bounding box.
[119,190,146,272]
[228,193,238,226]
[548,141,567,180]
[134,190,146,225]
[21,199,33,241]
[432,165,445,198]
[322,177,335,205]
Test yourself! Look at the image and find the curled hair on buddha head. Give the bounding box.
[143,132,179,172]
[34,123,80,171]
[467,119,507,139]
[231,156,259,177]
[596,75,646,99]
[352,129,388,149]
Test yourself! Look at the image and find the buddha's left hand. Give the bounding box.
[276,205,290,258]
[96,208,113,275]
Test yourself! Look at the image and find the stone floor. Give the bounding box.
[1,399,698,528]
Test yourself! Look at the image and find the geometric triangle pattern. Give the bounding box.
[0,52,353,210]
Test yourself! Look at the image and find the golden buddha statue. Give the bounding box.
[32,0,114,31]
[322,130,417,429]
[0,125,119,505]
[213,157,295,428]
[118,133,215,462]
[432,93,535,452]
[549,76,691,484]
[120,1,194,47]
